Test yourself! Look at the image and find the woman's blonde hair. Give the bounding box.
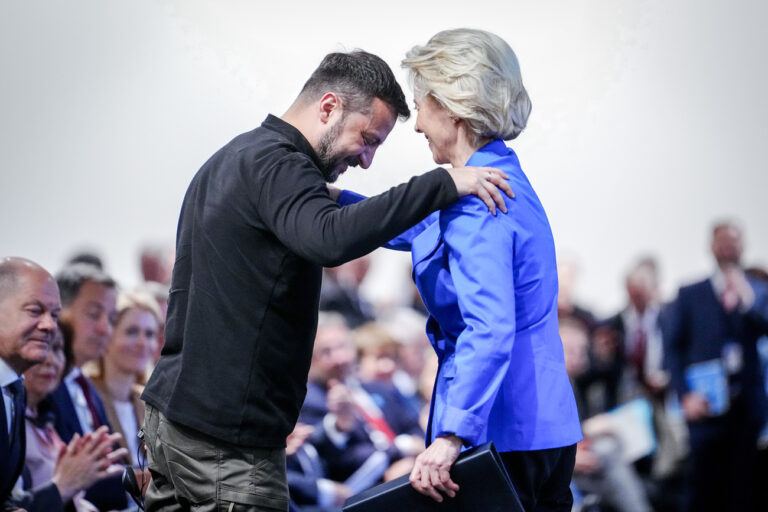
[115,290,162,326]
[402,28,532,146]
[88,290,161,382]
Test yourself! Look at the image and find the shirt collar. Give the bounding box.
[64,366,83,385]
[0,357,21,387]
[711,266,727,295]
[623,303,660,327]
[261,114,322,169]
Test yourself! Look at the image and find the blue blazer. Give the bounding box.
[341,140,582,452]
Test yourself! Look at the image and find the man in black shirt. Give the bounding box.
[141,50,511,512]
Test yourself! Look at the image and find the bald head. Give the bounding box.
[0,257,61,374]
[0,257,53,302]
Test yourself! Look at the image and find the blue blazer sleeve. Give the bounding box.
[339,190,437,251]
[433,199,517,444]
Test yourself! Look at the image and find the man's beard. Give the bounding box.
[316,119,345,183]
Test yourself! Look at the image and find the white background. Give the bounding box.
[1,0,765,316]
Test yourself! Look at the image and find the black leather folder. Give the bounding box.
[342,442,524,511]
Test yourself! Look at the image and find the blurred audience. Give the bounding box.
[134,280,168,366]
[66,251,105,272]
[286,421,350,512]
[319,257,375,329]
[601,259,685,485]
[562,317,654,512]
[48,263,127,511]
[139,243,174,286]
[665,220,768,512]
[88,290,160,468]
[298,313,420,486]
[378,308,431,421]
[5,215,765,511]
[22,323,126,511]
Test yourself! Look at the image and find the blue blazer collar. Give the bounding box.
[465,139,511,167]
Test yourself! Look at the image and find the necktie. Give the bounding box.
[74,374,103,429]
[630,327,647,379]
[7,379,25,445]
[721,278,740,313]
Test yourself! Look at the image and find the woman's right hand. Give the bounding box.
[445,166,513,215]
[51,426,128,502]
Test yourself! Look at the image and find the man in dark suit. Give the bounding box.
[47,263,127,511]
[665,221,768,512]
[0,257,125,511]
[0,257,62,509]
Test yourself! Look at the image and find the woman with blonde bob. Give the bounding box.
[89,290,161,468]
[337,28,582,511]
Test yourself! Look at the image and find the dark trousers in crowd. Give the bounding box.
[684,399,760,512]
[500,444,577,512]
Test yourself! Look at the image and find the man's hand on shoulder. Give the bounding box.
[446,167,513,215]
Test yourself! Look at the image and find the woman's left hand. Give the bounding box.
[409,434,463,502]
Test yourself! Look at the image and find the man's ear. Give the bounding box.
[318,92,342,124]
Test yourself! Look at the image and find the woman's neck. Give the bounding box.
[449,129,492,168]
[102,359,135,401]
[25,391,42,413]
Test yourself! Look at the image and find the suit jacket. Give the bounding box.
[664,276,768,431]
[48,376,128,511]
[342,140,583,452]
[48,377,110,444]
[1,382,26,504]
[299,380,398,482]
[599,305,667,403]
[1,381,64,512]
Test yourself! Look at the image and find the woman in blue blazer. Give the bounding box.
[340,28,582,511]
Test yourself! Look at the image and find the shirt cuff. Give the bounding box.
[323,413,350,448]
[436,405,486,446]
[316,478,337,507]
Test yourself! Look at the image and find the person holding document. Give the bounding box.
[339,28,582,510]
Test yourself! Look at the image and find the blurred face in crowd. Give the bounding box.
[105,307,158,376]
[398,333,430,379]
[24,327,66,405]
[66,280,117,368]
[560,321,589,378]
[0,265,61,375]
[625,266,656,313]
[359,344,399,383]
[711,224,743,268]
[310,323,356,385]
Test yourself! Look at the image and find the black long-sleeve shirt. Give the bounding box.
[141,115,458,447]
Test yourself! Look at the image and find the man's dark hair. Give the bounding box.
[300,50,410,121]
[58,318,76,376]
[67,251,104,270]
[56,263,116,307]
